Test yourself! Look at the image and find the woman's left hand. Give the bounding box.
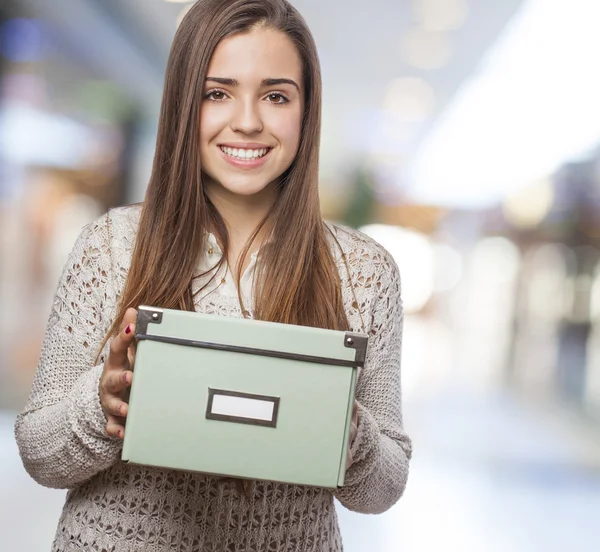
[346,400,359,469]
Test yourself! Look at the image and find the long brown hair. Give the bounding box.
[101,0,349,353]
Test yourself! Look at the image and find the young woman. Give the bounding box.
[15,0,412,550]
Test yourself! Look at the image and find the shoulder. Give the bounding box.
[77,203,142,238]
[106,203,143,233]
[70,203,142,266]
[100,203,143,253]
[324,221,400,280]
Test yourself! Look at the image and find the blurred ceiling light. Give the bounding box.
[177,5,194,27]
[502,177,554,229]
[0,104,93,167]
[359,224,434,313]
[413,0,469,32]
[411,0,600,208]
[401,28,453,70]
[383,77,435,123]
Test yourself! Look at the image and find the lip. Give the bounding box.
[219,142,272,149]
[218,145,273,169]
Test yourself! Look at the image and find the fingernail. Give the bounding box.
[120,404,127,415]
[125,324,131,335]
[122,372,128,384]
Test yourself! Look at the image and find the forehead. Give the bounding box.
[207,27,302,85]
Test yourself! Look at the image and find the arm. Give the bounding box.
[14,213,123,489]
[334,252,412,514]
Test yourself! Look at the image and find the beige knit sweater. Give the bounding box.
[14,204,412,551]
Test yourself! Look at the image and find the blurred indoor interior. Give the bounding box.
[1,0,600,550]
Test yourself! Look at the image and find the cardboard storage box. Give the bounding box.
[122,306,367,488]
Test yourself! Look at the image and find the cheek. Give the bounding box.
[199,105,227,146]
[269,108,303,157]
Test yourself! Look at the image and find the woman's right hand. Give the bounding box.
[99,308,138,439]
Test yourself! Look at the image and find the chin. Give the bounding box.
[226,185,268,197]
[216,175,277,197]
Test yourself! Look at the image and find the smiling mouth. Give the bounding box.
[219,146,272,161]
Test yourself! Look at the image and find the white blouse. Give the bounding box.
[195,232,259,301]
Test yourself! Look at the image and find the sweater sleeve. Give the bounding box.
[14,213,123,489]
[334,252,412,514]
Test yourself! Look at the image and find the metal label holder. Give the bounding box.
[206,388,280,428]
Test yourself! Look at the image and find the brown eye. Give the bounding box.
[206,90,228,101]
[266,93,288,104]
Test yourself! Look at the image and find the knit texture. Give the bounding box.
[14,204,412,551]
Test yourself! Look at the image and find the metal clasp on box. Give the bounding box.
[136,306,164,336]
[344,332,367,366]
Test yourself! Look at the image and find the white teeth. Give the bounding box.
[221,147,269,160]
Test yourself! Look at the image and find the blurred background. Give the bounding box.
[1,0,600,550]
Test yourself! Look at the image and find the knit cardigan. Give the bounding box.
[14,204,412,551]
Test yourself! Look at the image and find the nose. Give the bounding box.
[231,97,263,135]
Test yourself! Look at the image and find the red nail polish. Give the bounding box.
[125,325,131,334]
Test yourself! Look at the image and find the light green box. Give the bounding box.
[121,306,367,488]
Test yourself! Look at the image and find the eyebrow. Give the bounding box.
[205,77,300,92]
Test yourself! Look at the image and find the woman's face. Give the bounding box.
[200,27,304,199]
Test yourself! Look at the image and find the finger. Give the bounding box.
[346,448,353,469]
[108,323,136,367]
[119,308,138,332]
[108,413,126,425]
[104,368,130,394]
[127,342,137,370]
[350,423,358,445]
[106,413,126,427]
[121,369,133,387]
[106,415,126,439]
[104,397,129,418]
[352,401,359,425]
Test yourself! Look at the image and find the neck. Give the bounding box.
[205,179,277,271]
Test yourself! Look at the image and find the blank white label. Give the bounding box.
[210,394,276,422]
